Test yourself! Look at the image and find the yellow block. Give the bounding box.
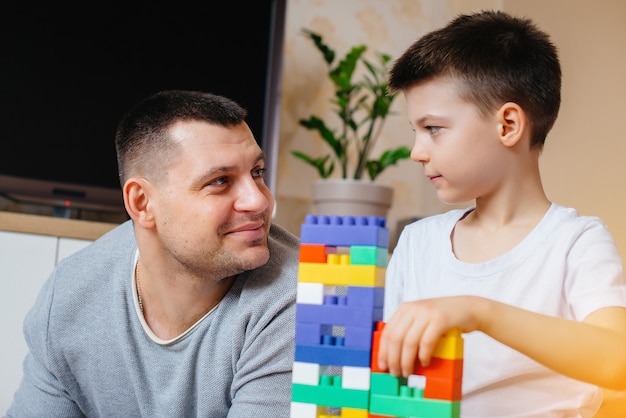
[298,262,386,287]
[317,407,369,418]
[340,407,370,417]
[432,328,464,359]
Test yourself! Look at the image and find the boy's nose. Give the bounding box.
[410,136,429,163]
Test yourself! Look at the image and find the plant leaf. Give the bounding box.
[302,29,335,65]
[291,151,334,178]
[365,146,411,180]
[299,116,344,159]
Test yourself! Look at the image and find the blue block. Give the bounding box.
[347,286,385,308]
[295,343,372,367]
[296,303,383,328]
[295,322,327,345]
[344,324,376,348]
[300,214,389,248]
[295,321,376,349]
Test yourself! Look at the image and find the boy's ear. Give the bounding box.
[123,177,156,228]
[497,102,526,148]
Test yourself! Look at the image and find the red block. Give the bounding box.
[299,243,336,263]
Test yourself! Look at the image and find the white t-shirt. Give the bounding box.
[384,203,626,418]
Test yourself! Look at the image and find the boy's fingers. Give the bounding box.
[379,315,412,376]
[384,325,404,376]
[400,319,427,376]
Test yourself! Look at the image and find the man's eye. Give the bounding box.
[253,168,267,178]
[209,176,228,186]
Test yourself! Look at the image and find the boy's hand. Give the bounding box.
[377,295,486,377]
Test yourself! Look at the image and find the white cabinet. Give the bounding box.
[57,236,92,264]
[0,231,92,414]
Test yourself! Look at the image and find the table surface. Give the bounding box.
[0,211,119,240]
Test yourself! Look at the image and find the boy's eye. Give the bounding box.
[425,126,441,134]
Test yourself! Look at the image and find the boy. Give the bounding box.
[377,10,626,417]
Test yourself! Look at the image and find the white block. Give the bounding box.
[342,366,371,390]
[290,401,319,418]
[296,282,325,304]
[292,361,320,385]
[408,374,427,389]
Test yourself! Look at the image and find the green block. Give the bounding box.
[370,394,460,418]
[370,372,407,396]
[350,245,388,266]
[292,377,370,409]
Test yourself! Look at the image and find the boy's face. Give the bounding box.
[403,76,510,204]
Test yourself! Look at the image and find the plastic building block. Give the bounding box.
[338,407,369,417]
[300,215,389,248]
[295,343,372,368]
[431,328,464,360]
[422,375,463,401]
[290,403,369,418]
[292,374,370,409]
[415,356,464,380]
[298,260,386,287]
[350,245,388,266]
[300,243,337,263]
[291,213,463,418]
[297,282,326,305]
[369,393,461,418]
[345,286,385,308]
[342,366,371,390]
[296,321,376,349]
[296,322,329,345]
[369,373,461,417]
[296,298,383,328]
[371,322,463,370]
[370,321,386,373]
[290,401,319,418]
[293,361,322,385]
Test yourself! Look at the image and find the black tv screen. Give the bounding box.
[0,1,285,214]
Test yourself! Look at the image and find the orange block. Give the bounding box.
[414,357,463,380]
[370,321,385,372]
[299,243,336,263]
[424,375,463,401]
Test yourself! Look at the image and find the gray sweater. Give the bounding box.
[6,220,299,418]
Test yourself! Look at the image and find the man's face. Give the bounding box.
[147,120,275,279]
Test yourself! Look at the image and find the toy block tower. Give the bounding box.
[290,214,464,418]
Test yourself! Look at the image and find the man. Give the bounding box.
[7,90,299,417]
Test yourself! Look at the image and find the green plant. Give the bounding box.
[291,29,411,181]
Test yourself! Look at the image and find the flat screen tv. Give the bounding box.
[0,1,286,218]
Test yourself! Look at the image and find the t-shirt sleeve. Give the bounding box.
[384,226,409,322]
[566,218,626,320]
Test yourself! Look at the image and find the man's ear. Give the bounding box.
[123,177,155,228]
[497,102,526,148]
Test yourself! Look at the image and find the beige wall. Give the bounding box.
[275,0,626,261]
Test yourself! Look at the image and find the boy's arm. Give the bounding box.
[377,296,626,390]
[596,389,626,417]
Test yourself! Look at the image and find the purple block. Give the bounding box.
[296,315,376,348]
[348,286,385,308]
[345,325,375,348]
[300,214,389,248]
[297,303,383,327]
